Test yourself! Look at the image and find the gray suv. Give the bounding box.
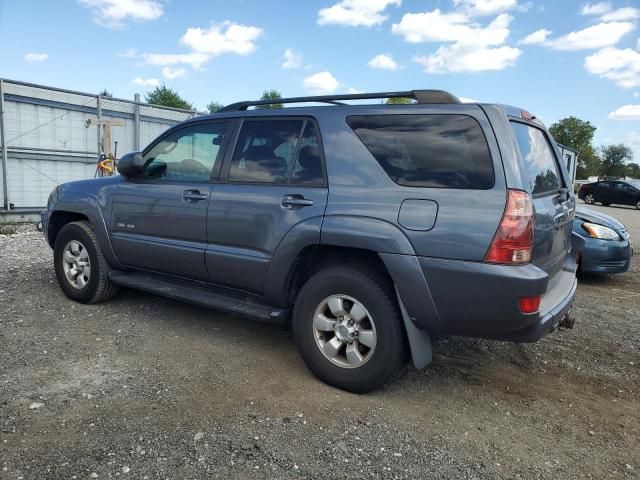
[42,90,581,392]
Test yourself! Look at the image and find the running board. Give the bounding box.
[109,271,289,324]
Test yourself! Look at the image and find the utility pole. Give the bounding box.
[86,118,124,176]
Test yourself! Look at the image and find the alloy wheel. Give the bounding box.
[62,240,91,289]
[312,294,377,369]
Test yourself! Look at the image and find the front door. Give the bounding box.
[205,118,328,294]
[111,121,232,280]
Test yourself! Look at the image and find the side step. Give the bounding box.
[109,271,290,324]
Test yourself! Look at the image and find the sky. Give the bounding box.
[1,0,640,160]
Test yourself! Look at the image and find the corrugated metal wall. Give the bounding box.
[0,79,197,209]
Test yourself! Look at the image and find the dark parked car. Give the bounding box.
[578,180,640,209]
[574,207,632,274]
[42,90,580,392]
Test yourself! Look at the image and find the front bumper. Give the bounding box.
[580,237,632,274]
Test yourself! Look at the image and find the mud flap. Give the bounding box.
[395,287,432,369]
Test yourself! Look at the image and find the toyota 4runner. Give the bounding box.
[42,90,581,392]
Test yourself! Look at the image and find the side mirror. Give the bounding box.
[117,152,145,178]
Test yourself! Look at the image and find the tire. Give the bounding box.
[602,202,610,207]
[584,193,596,204]
[53,221,119,304]
[636,199,640,210]
[292,264,409,393]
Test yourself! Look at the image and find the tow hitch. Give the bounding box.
[558,312,575,330]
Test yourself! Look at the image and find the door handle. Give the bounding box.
[281,194,314,209]
[182,190,208,202]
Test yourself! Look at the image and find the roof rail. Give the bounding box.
[217,90,460,112]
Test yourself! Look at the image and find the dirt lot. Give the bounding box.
[1,202,638,480]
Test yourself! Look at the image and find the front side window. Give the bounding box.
[140,122,229,182]
[510,122,561,195]
[228,119,325,186]
[346,114,494,189]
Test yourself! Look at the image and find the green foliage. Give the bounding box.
[549,116,599,178]
[256,89,283,109]
[600,144,633,177]
[206,101,224,113]
[99,89,113,98]
[385,97,413,104]
[144,84,193,111]
[628,163,640,178]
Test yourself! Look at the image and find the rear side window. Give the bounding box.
[510,122,561,195]
[346,114,494,189]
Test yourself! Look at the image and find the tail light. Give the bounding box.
[485,189,534,265]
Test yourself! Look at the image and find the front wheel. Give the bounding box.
[602,202,611,207]
[292,265,409,393]
[584,193,596,204]
[636,199,640,210]
[53,221,119,304]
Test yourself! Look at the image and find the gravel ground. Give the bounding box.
[1,201,638,480]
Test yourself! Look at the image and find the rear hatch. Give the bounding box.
[510,120,573,279]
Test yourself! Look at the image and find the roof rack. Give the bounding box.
[217,90,460,112]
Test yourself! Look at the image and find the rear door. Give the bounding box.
[510,121,572,278]
[205,117,328,294]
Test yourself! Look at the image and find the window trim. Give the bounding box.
[346,113,496,190]
[133,119,236,185]
[509,119,566,198]
[219,116,328,188]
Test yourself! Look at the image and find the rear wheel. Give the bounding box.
[602,202,610,206]
[636,199,640,210]
[54,221,119,304]
[584,193,596,204]
[292,265,408,393]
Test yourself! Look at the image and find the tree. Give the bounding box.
[627,162,640,178]
[600,144,633,177]
[99,89,113,97]
[206,101,224,113]
[385,97,412,104]
[256,89,283,109]
[549,116,599,178]
[145,84,193,110]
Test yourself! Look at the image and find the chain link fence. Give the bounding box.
[0,79,198,211]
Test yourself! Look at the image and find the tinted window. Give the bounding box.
[229,120,303,183]
[141,123,229,182]
[510,122,561,195]
[346,115,494,189]
[291,121,324,186]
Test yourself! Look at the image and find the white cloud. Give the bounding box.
[79,0,163,29]
[282,48,303,69]
[392,11,512,46]
[318,0,401,27]
[453,0,517,16]
[142,52,210,69]
[626,131,640,145]
[133,77,160,88]
[162,66,186,80]
[393,9,520,73]
[585,47,640,88]
[303,71,340,94]
[414,43,521,73]
[538,22,635,51]
[24,52,48,62]
[581,2,612,16]
[608,104,640,120]
[519,28,551,45]
[600,7,640,22]
[180,22,263,56]
[368,53,399,70]
[347,87,364,94]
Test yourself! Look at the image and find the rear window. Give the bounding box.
[346,114,494,189]
[510,122,561,195]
